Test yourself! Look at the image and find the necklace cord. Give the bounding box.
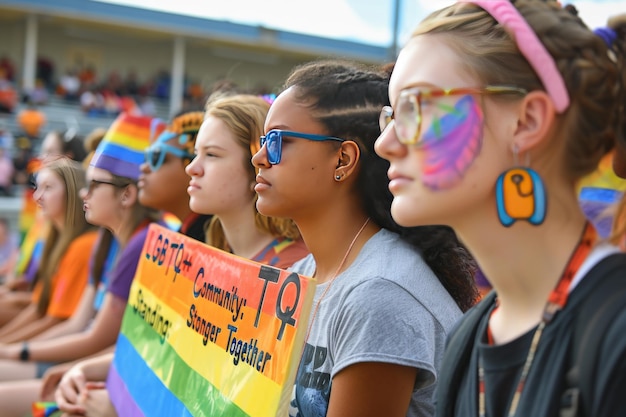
[304,217,371,342]
[478,222,597,417]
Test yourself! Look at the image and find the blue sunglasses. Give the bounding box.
[144,143,194,171]
[260,129,346,165]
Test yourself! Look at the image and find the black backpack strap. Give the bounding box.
[561,253,626,417]
[437,291,497,417]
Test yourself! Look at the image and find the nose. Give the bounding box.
[32,187,42,202]
[251,144,270,169]
[139,161,151,174]
[79,188,88,200]
[185,155,200,176]
[374,123,406,160]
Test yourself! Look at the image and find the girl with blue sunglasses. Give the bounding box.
[252,60,477,417]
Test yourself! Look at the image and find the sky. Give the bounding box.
[96,0,624,48]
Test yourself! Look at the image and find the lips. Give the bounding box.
[187,180,201,194]
[386,167,414,193]
[255,174,270,186]
[254,174,271,193]
[387,167,412,182]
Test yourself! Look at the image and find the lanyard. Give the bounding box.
[478,221,596,417]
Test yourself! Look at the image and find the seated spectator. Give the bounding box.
[0,157,98,343]
[11,140,34,189]
[36,57,54,91]
[78,65,96,88]
[80,88,105,117]
[40,130,86,162]
[25,79,49,106]
[122,69,139,96]
[137,94,156,116]
[58,69,80,102]
[139,110,211,240]
[7,129,89,300]
[101,90,121,116]
[16,100,47,141]
[0,217,18,283]
[0,68,17,114]
[0,113,167,417]
[47,96,309,417]
[0,122,14,156]
[0,56,15,82]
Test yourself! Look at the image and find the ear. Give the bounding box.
[512,91,556,153]
[121,184,139,208]
[334,141,361,180]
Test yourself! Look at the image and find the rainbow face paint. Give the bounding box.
[419,94,484,190]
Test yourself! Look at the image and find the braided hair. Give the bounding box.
[284,60,479,311]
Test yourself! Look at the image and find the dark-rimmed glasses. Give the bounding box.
[379,86,527,145]
[83,179,128,195]
[259,130,346,165]
[144,143,194,172]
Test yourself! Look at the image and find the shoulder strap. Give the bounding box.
[437,291,497,417]
[561,253,626,417]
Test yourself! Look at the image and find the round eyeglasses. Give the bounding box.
[379,86,527,145]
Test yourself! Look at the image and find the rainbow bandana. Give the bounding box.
[90,113,165,180]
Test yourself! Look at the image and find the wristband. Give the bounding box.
[19,342,29,361]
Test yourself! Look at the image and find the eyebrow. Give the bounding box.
[194,144,227,153]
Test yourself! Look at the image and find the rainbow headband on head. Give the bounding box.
[91,113,166,181]
[459,0,570,113]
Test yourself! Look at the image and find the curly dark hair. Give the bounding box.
[284,59,479,311]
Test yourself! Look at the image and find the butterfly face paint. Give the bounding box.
[419,94,483,190]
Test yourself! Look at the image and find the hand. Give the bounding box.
[80,382,118,417]
[55,364,87,415]
[40,362,74,401]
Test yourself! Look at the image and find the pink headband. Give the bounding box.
[459,0,570,113]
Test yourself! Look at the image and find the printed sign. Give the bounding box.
[108,223,316,417]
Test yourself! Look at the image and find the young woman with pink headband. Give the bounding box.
[375,1,626,416]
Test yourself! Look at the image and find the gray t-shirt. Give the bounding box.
[288,228,462,417]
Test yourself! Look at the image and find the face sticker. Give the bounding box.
[419,95,484,190]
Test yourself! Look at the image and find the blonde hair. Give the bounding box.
[202,94,301,251]
[34,157,95,315]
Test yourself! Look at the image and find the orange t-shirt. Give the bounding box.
[32,230,99,318]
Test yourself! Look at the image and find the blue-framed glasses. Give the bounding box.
[259,129,346,165]
[144,143,194,171]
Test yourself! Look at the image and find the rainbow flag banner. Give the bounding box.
[108,224,316,417]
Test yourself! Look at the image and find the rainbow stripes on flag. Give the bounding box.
[31,402,60,417]
[108,224,315,417]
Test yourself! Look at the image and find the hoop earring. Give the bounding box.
[495,145,547,227]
